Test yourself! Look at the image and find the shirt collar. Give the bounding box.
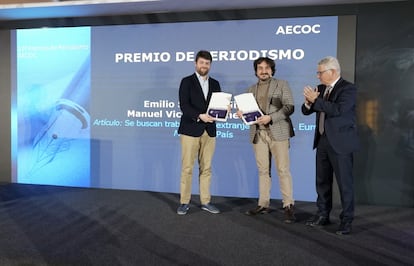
[329,77,341,88]
[195,72,209,81]
[258,77,272,85]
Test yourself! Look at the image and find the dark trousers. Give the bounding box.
[316,134,355,223]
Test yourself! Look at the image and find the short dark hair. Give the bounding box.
[195,50,213,62]
[253,57,276,76]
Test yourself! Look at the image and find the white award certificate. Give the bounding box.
[234,93,263,125]
[206,92,232,122]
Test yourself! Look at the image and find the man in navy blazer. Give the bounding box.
[302,56,359,235]
[177,50,222,215]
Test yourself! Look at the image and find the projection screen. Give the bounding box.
[11,15,353,202]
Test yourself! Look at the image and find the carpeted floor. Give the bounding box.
[0,183,413,265]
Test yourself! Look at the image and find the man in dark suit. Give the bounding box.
[302,56,359,235]
[177,50,222,215]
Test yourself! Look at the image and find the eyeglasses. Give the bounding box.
[316,69,332,75]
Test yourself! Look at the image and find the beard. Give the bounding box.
[196,68,209,77]
[258,73,271,81]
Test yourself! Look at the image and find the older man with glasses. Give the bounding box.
[302,56,360,235]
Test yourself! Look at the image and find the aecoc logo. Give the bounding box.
[275,24,321,35]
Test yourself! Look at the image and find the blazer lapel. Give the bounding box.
[267,79,277,109]
[329,78,344,101]
[192,73,207,103]
[206,78,215,103]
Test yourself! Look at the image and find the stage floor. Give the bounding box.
[0,183,413,265]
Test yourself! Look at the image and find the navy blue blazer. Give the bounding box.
[301,78,359,154]
[178,73,222,137]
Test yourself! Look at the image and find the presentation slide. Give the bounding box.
[12,16,338,201]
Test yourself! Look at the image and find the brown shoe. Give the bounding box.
[284,204,296,223]
[245,206,271,216]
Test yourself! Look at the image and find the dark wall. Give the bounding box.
[354,2,414,207]
[0,31,11,183]
[1,1,413,206]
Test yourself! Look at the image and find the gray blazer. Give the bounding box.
[247,78,295,143]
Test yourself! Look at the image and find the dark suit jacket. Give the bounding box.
[301,78,359,154]
[178,73,222,137]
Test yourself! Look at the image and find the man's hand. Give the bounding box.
[303,85,319,104]
[199,113,215,123]
[256,115,271,125]
[236,110,243,119]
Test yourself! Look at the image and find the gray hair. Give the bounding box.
[318,56,341,74]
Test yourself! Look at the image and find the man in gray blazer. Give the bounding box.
[237,57,296,223]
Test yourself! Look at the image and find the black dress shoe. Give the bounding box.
[306,216,330,226]
[245,206,271,216]
[336,222,352,235]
